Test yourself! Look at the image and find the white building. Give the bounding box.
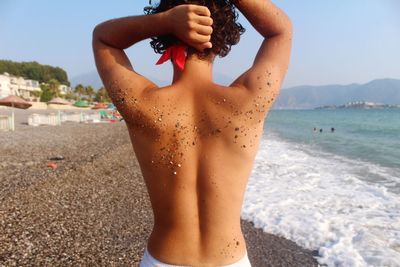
[10,75,41,102]
[0,73,12,99]
[0,72,41,101]
[0,72,72,101]
[59,84,72,96]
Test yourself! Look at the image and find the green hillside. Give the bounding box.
[0,60,69,86]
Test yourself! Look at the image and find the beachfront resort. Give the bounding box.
[0,72,72,102]
[0,71,119,132]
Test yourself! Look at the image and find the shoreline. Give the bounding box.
[0,111,318,266]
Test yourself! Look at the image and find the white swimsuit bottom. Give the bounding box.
[140,248,252,267]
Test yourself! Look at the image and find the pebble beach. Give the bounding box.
[0,110,318,267]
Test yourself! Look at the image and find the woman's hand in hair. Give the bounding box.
[166,4,213,51]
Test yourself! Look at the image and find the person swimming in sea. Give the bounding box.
[93,0,292,266]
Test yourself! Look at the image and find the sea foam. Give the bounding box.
[242,133,400,267]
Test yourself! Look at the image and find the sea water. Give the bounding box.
[242,109,400,267]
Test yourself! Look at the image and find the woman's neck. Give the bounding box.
[172,54,214,85]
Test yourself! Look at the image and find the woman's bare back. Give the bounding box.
[114,80,274,265]
[93,0,292,264]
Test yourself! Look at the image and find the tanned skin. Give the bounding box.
[93,1,292,266]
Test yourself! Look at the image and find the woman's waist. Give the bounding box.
[147,225,247,266]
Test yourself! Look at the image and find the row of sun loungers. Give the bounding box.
[27,112,103,127]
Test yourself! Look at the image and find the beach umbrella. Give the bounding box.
[0,95,32,109]
[73,100,89,108]
[48,97,70,105]
[92,103,108,110]
[0,95,32,131]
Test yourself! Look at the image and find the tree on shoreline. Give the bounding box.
[85,86,95,103]
[64,92,79,101]
[48,79,61,97]
[95,87,111,103]
[39,79,60,102]
[74,84,85,100]
[40,84,53,102]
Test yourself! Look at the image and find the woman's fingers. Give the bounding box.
[196,25,213,36]
[189,5,211,17]
[171,4,213,51]
[193,42,213,52]
[192,32,211,44]
[196,16,213,26]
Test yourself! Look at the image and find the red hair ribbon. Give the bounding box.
[156,44,187,71]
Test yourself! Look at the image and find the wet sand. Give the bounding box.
[0,110,318,266]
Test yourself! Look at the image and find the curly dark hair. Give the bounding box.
[144,0,245,58]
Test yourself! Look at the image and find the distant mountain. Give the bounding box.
[274,79,400,109]
[70,71,103,88]
[71,72,400,108]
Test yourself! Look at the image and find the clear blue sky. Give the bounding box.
[0,0,399,88]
